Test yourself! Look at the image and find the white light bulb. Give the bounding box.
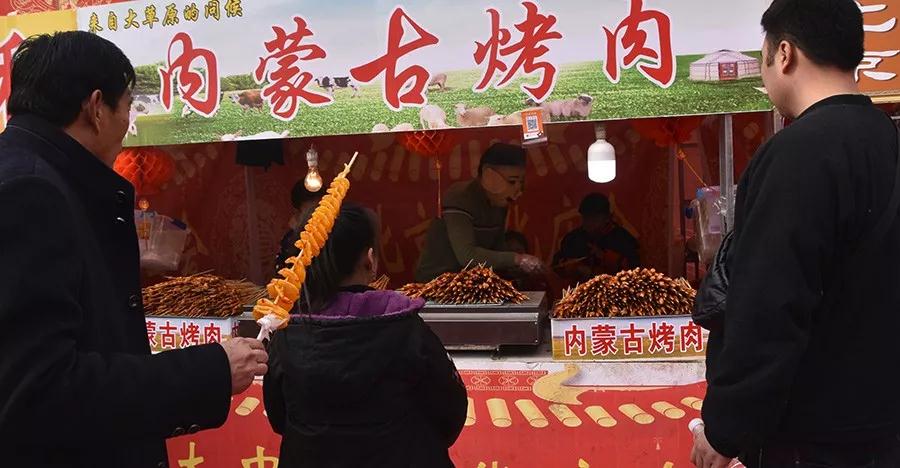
[587,123,616,183]
[304,145,323,192]
[304,167,323,192]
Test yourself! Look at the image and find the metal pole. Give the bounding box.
[677,155,687,274]
[667,146,678,276]
[244,166,263,285]
[719,115,735,232]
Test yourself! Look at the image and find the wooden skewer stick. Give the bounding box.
[338,152,360,178]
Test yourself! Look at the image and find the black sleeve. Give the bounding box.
[702,139,835,457]
[412,318,468,447]
[621,231,640,268]
[263,331,287,435]
[0,176,232,446]
[553,232,577,265]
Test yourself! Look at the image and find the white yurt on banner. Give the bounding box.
[690,50,761,82]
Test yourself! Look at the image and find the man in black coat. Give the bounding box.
[692,1,900,467]
[0,32,269,467]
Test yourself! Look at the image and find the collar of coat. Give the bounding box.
[5,114,134,201]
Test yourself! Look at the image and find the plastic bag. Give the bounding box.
[137,210,190,271]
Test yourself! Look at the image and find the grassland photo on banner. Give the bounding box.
[76,0,773,146]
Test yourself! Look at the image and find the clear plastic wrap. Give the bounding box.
[691,187,728,265]
[136,211,190,271]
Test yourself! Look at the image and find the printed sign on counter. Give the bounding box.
[551,316,708,362]
[145,316,238,353]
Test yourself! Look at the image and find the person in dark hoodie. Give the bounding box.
[263,203,468,468]
[692,0,900,467]
[274,181,323,272]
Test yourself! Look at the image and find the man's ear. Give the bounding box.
[778,40,795,75]
[367,247,377,275]
[85,90,105,134]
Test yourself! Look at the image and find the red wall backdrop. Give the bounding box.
[0,0,772,289]
[0,0,773,289]
[137,116,768,288]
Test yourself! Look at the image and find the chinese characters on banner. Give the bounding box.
[473,1,562,103]
[158,32,221,116]
[554,317,706,360]
[254,16,333,122]
[145,317,234,353]
[603,0,676,88]
[166,374,708,467]
[60,0,896,145]
[856,0,900,96]
[82,0,688,128]
[350,7,439,111]
[90,0,243,33]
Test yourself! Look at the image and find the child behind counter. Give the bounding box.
[263,203,468,468]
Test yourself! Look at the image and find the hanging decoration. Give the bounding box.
[631,117,707,186]
[396,130,459,217]
[113,147,176,201]
[113,147,176,244]
[396,130,458,158]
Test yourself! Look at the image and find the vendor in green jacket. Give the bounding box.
[415,143,543,282]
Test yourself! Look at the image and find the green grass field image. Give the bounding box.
[125,53,772,147]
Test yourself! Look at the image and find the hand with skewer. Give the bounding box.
[515,253,544,274]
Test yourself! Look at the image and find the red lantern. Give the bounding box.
[631,116,703,147]
[395,130,459,217]
[632,116,707,186]
[395,130,458,158]
[113,147,175,197]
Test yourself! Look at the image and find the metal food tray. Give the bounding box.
[420,292,547,351]
[238,292,548,351]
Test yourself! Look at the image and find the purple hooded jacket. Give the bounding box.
[302,288,425,321]
[264,287,467,468]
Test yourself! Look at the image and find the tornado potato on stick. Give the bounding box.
[253,153,359,339]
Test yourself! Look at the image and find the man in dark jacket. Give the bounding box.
[0,32,268,467]
[553,193,639,282]
[692,1,900,467]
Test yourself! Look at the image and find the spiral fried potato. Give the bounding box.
[252,153,358,328]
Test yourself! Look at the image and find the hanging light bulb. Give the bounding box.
[304,144,323,192]
[587,122,616,183]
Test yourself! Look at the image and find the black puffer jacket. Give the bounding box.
[693,230,734,332]
[263,287,468,468]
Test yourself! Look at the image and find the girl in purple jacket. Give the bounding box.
[263,203,468,468]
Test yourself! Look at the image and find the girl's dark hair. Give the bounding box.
[300,203,377,312]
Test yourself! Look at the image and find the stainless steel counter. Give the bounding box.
[238,291,548,351]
